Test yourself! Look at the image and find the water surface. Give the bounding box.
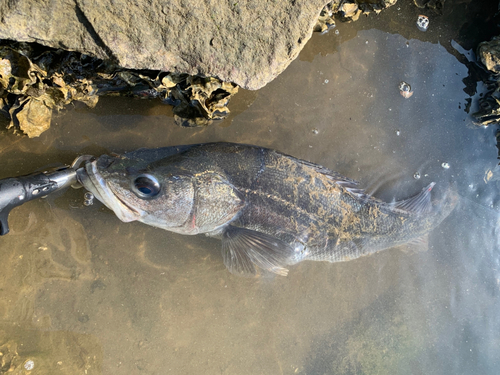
[1,2,500,374]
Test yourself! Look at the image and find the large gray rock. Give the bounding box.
[0,0,329,90]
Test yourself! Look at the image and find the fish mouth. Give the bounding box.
[77,160,141,223]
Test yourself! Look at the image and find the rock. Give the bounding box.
[414,0,445,14]
[168,76,239,127]
[314,0,397,32]
[314,3,336,34]
[11,97,52,137]
[478,36,500,74]
[0,43,239,137]
[473,36,500,127]
[0,44,103,137]
[0,340,20,373]
[0,0,330,90]
[0,0,400,136]
[473,96,500,126]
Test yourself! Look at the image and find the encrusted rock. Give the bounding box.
[0,339,21,373]
[0,43,238,137]
[473,36,500,126]
[314,0,397,31]
[478,36,500,74]
[315,3,337,34]
[414,0,445,14]
[167,76,238,127]
[473,96,500,126]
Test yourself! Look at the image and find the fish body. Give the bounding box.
[77,143,456,276]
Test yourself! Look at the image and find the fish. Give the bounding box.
[76,142,457,276]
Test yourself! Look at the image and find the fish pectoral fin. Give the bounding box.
[221,226,293,277]
[397,234,429,253]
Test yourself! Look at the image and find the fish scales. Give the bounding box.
[78,142,457,276]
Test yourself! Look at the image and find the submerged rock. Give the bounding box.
[167,76,238,127]
[473,36,500,126]
[478,36,500,74]
[473,96,500,127]
[0,340,20,373]
[414,0,445,14]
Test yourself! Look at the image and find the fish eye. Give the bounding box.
[132,174,161,198]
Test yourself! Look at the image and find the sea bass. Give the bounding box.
[77,143,456,276]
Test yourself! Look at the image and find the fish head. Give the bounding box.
[78,148,245,235]
[78,153,196,231]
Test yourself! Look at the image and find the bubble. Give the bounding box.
[24,360,35,371]
[312,128,319,135]
[413,172,421,180]
[324,79,329,84]
[441,162,450,169]
[334,29,339,35]
[395,130,400,136]
[83,192,95,206]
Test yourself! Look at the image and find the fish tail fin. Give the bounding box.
[394,182,436,215]
[394,182,458,219]
[395,183,458,253]
[427,183,459,225]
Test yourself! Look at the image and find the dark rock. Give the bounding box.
[473,36,500,126]
[478,36,500,74]
[414,0,445,14]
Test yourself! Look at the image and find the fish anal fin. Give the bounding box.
[397,235,429,254]
[221,226,294,277]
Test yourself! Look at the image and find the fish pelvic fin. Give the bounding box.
[396,234,429,253]
[221,226,294,277]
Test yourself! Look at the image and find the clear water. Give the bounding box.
[1,2,500,374]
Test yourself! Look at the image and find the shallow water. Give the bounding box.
[1,2,500,374]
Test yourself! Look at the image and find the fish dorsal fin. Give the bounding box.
[394,182,435,215]
[221,226,294,277]
[290,157,373,199]
[297,159,360,187]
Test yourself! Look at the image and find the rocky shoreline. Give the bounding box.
[0,0,398,137]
